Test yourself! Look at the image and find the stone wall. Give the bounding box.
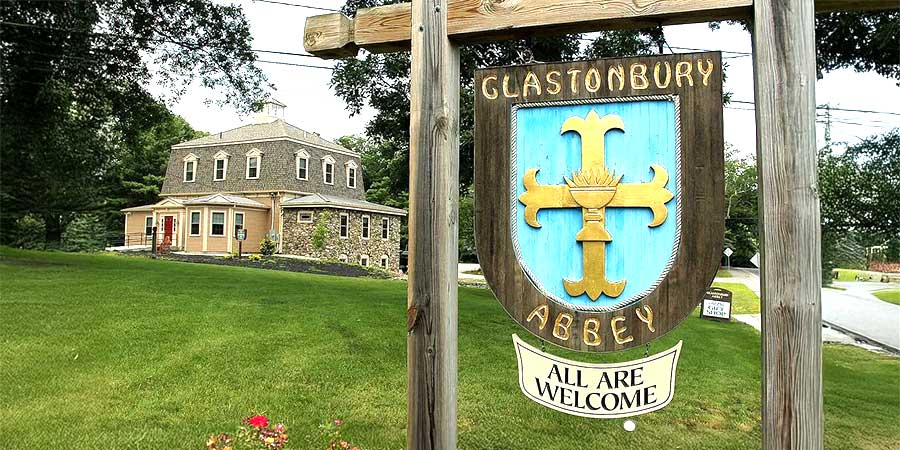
[282,207,402,272]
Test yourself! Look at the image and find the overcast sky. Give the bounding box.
[160,0,900,158]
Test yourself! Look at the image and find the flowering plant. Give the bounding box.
[206,414,288,450]
[319,419,363,450]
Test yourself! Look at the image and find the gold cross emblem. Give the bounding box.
[518,110,674,301]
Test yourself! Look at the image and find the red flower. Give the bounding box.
[247,415,269,428]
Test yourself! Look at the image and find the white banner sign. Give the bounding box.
[513,334,683,418]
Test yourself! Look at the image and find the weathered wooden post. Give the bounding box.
[407,1,459,449]
[752,0,823,448]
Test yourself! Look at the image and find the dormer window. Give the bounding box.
[295,150,310,180]
[245,149,262,180]
[213,150,230,181]
[346,161,358,189]
[183,153,198,182]
[322,155,335,185]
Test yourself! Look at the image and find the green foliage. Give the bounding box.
[258,238,276,256]
[1,0,265,245]
[723,146,759,266]
[311,211,331,251]
[247,254,262,262]
[815,12,900,81]
[62,214,107,252]
[11,215,46,250]
[458,193,477,263]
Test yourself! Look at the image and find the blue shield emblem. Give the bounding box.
[511,98,680,311]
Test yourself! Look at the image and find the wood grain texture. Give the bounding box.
[302,13,357,58]
[407,1,459,449]
[303,0,898,57]
[752,0,824,448]
[474,54,725,352]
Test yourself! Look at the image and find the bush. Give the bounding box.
[259,237,276,256]
[62,214,107,252]
[311,210,331,251]
[11,214,46,250]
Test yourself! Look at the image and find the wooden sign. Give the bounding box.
[474,53,725,352]
[700,287,733,321]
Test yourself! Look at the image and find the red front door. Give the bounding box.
[164,216,174,242]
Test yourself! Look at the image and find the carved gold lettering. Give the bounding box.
[566,68,582,94]
[675,61,693,87]
[481,75,499,100]
[611,316,634,344]
[546,70,562,95]
[527,304,549,330]
[583,318,602,346]
[502,74,519,98]
[607,65,625,91]
[630,63,649,90]
[636,305,655,333]
[523,71,542,97]
[553,313,573,341]
[585,67,602,93]
[654,62,672,89]
[697,58,714,86]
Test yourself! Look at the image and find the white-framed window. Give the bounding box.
[359,255,369,266]
[322,155,335,185]
[145,216,154,236]
[189,211,201,236]
[361,215,370,240]
[380,255,389,268]
[297,211,313,223]
[339,213,349,239]
[346,161,358,189]
[381,217,390,240]
[213,150,230,181]
[210,211,226,236]
[234,212,244,237]
[183,153,198,182]
[296,150,309,180]
[338,254,348,263]
[246,149,262,179]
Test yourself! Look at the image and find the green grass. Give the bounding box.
[873,289,900,305]
[833,268,883,282]
[715,269,733,278]
[1,249,898,450]
[712,282,760,315]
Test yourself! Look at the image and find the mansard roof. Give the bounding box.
[172,119,355,157]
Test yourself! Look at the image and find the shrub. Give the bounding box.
[11,214,46,250]
[62,214,107,252]
[259,237,276,255]
[248,254,262,262]
[312,210,331,251]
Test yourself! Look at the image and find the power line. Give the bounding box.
[251,0,339,12]
[256,59,333,70]
[731,100,900,117]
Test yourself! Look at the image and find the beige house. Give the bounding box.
[121,101,406,270]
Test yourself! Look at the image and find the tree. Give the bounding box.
[819,129,900,279]
[1,0,267,245]
[815,12,900,81]
[723,146,759,266]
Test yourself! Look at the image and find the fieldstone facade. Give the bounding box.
[282,208,402,272]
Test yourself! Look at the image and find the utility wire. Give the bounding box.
[251,0,339,12]
[256,59,333,70]
[730,100,900,117]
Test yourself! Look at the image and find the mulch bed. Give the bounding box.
[126,251,393,279]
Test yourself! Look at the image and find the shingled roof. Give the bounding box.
[282,193,407,216]
[172,119,355,155]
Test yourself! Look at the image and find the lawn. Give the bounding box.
[716,268,733,278]
[832,268,883,282]
[712,282,760,314]
[873,289,900,306]
[1,248,898,450]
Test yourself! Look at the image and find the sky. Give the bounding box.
[160,0,900,158]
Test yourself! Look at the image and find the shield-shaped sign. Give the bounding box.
[474,53,725,352]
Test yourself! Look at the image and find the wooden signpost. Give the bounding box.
[701,287,733,322]
[304,1,897,449]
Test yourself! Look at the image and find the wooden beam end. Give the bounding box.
[303,13,359,59]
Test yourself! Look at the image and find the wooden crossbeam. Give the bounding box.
[304,0,898,58]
